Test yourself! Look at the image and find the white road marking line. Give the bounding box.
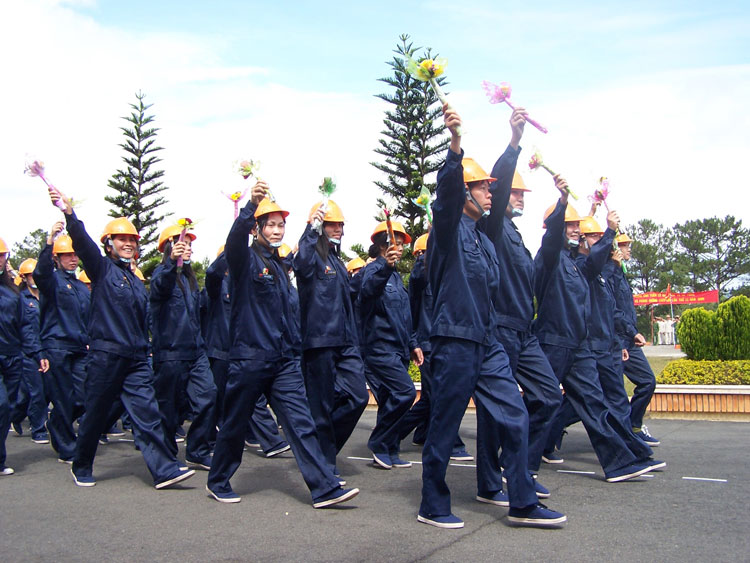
[682,477,728,483]
[556,470,596,475]
[346,456,476,468]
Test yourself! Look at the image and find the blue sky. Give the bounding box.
[2,0,749,261]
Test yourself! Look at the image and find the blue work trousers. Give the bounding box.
[246,394,286,454]
[1,354,23,467]
[623,346,656,430]
[45,349,87,461]
[72,351,181,484]
[207,358,340,502]
[303,346,368,471]
[11,356,48,438]
[421,338,537,518]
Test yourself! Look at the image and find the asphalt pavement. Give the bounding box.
[1,412,748,562]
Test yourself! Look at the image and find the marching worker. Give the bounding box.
[47,189,194,489]
[206,182,358,507]
[418,105,565,529]
[151,224,217,470]
[294,200,368,478]
[34,223,91,463]
[613,233,660,446]
[359,219,422,470]
[481,107,563,486]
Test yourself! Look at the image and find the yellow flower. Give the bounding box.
[419,58,444,78]
[177,218,193,228]
[231,191,243,201]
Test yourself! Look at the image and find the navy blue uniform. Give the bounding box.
[207,199,340,503]
[34,244,90,461]
[150,256,216,466]
[359,255,417,459]
[421,149,537,519]
[65,211,184,485]
[482,144,562,474]
[294,224,367,472]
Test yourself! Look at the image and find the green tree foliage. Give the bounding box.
[716,296,750,360]
[622,219,677,293]
[10,228,47,264]
[105,91,171,262]
[371,34,448,253]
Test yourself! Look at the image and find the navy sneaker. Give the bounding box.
[636,426,660,446]
[313,487,360,508]
[58,458,73,465]
[206,485,241,503]
[186,457,212,470]
[244,440,261,448]
[32,433,50,444]
[450,448,474,461]
[533,478,551,499]
[106,424,125,437]
[155,468,195,489]
[605,462,652,483]
[542,451,564,464]
[417,512,464,529]
[391,455,412,468]
[175,426,186,443]
[476,490,509,507]
[411,440,424,447]
[265,443,291,458]
[372,452,392,469]
[12,422,23,436]
[508,503,567,527]
[641,458,666,472]
[98,434,109,445]
[70,469,96,487]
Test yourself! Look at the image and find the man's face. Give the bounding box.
[566,221,581,242]
[506,189,525,218]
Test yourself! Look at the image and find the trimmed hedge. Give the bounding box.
[677,308,719,360]
[677,296,750,360]
[408,361,421,382]
[657,359,750,385]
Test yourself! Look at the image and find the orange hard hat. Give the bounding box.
[511,171,530,192]
[0,237,8,254]
[278,243,293,258]
[216,244,225,258]
[53,235,75,255]
[19,258,37,276]
[308,199,345,223]
[414,233,429,254]
[134,268,146,282]
[346,257,365,273]
[616,233,633,245]
[371,220,412,244]
[100,218,140,243]
[78,270,91,284]
[462,158,496,184]
[580,216,604,235]
[158,224,197,253]
[14,275,23,286]
[255,198,289,220]
[543,203,582,228]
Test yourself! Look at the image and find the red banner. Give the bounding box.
[633,290,719,306]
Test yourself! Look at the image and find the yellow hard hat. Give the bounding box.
[371,220,412,244]
[53,235,75,255]
[158,224,197,253]
[462,158,497,184]
[511,171,531,192]
[580,216,604,235]
[278,243,293,258]
[100,218,140,243]
[19,258,37,276]
[543,203,582,228]
[134,268,146,282]
[308,199,345,223]
[346,257,365,273]
[78,270,91,284]
[0,237,8,254]
[616,233,633,245]
[255,198,289,220]
[414,233,429,254]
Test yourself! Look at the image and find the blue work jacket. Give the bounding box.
[65,211,149,359]
[204,253,231,361]
[225,200,300,361]
[608,262,639,348]
[20,288,42,361]
[34,244,90,352]
[0,285,38,360]
[294,224,358,350]
[427,149,499,346]
[150,256,205,363]
[533,200,590,349]
[408,254,433,352]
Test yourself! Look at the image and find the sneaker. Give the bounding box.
[605,462,653,483]
[244,440,261,448]
[1,466,15,476]
[450,448,474,461]
[154,468,195,489]
[206,484,241,503]
[265,443,291,458]
[98,435,109,445]
[58,458,73,465]
[508,503,567,527]
[534,478,551,499]
[313,487,360,508]
[641,458,666,472]
[391,455,412,468]
[411,440,424,447]
[372,452,392,469]
[12,422,23,436]
[175,426,186,443]
[186,457,212,470]
[476,490,509,507]
[417,512,464,529]
[542,451,564,464]
[70,469,96,487]
[338,479,347,487]
[32,434,50,444]
[636,426,660,446]
[106,428,125,438]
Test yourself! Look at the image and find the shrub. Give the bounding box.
[408,361,421,383]
[657,359,750,385]
[716,295,750,360]
[677,308,719,360]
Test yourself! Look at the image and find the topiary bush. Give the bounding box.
[716,295,750,360]
[657,359,750,385]
[677,308,719,360]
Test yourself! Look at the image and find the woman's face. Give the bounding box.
[257,212,286,248]
[0,253,7,273]
[111,234,138,260]
[323,221,344,241]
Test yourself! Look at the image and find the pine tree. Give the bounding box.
[105,91,171,261]
[371,34,449,246]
